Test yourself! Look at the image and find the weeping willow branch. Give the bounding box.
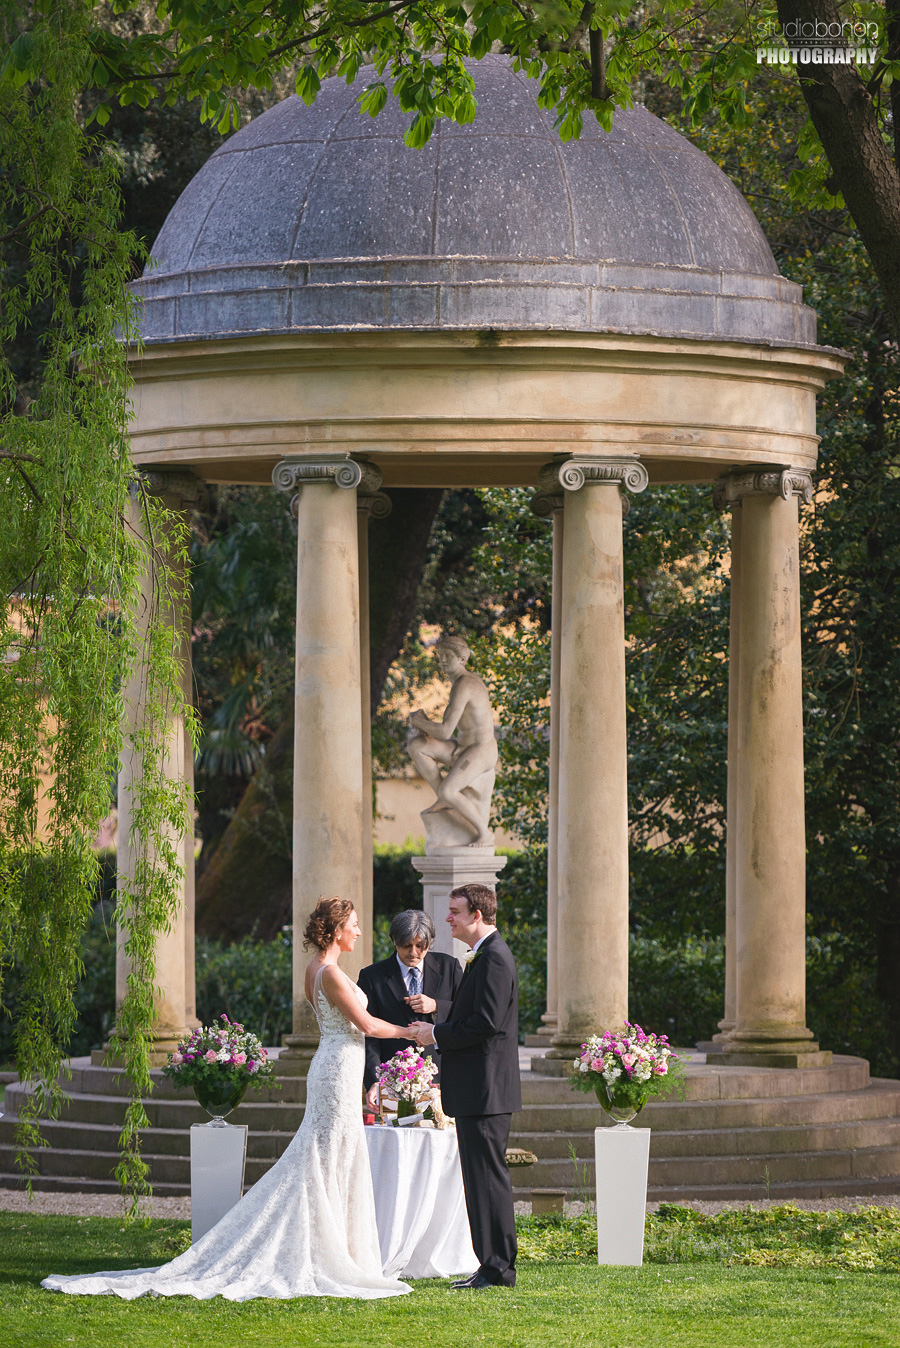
[0,0,193,1214]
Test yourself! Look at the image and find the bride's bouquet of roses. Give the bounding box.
[569,1022,683,1113]
[375,1047,440,1124]
[163,1015,278,1094]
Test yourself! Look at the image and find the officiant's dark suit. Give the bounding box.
[434,919,521,1288]
[358,949,463,1092]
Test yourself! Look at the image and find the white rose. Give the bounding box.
[579,1062,590,1074]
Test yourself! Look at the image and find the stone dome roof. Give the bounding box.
[133,55,814,346]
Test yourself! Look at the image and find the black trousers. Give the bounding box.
[455,1113,517,1286]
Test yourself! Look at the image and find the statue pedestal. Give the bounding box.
[411,851,508,961]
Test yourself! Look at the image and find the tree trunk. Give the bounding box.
[195,713,294,941]
[777,0,900,340]
[368,488,444,714]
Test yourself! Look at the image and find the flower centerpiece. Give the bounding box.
[569,1022,682,1127]
[163,1015,278,1126]
[375,1047,440,1126]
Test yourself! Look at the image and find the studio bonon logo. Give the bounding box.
[755,12,880,66]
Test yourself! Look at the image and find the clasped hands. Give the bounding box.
[408,1020,436,1047]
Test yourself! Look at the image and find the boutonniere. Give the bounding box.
[464,949,482,965]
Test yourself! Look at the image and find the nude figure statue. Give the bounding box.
[407,637,499,849]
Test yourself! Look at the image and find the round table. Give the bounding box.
[364,1124,478,1279]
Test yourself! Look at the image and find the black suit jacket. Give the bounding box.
[357,951,464,1091]
[433,931,521,1117]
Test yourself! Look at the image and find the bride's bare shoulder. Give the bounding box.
[304,957,327,999]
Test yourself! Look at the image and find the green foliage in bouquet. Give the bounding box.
[569,1024,685,1113]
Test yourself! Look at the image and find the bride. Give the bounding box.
[42,897,415,1301]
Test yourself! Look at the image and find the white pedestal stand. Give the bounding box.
[411,851,507,961]
[190,1122,248,1243]
[594,1125,651,1266]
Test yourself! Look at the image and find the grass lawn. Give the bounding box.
[3,1211,900,1348]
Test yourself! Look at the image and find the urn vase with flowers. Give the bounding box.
[163,1016,278,1126]
[569,1023,683,1129]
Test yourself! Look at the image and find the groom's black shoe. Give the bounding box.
[451,1273,497,1290]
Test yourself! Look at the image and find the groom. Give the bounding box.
[411,883,520,1290]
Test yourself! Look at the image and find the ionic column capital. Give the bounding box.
[713,466,814,512]
[533,456,646,519]
[538,455,649,497]
[354,459,392,519]
[529,492,564,519]
[139,469,206,508]
[272,454,364,493]
[357,492,392,520]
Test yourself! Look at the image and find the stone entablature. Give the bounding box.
[125,331,844,490]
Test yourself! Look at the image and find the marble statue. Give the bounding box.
[407,636,498,850]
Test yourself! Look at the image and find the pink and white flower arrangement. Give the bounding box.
[162,1015,277,1094]
[376,1046,438,1103]
[569,1022,683,1111]
[376,1047,440,1122]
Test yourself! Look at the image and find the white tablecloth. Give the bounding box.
[364,1125,478,1279]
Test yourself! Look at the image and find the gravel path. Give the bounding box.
[4,1189,900,1220]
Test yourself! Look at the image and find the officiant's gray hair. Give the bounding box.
[389,909,436,949]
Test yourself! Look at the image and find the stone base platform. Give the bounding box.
[519,1053,900,1202]
[1,1053,899,1203]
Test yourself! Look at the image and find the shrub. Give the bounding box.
[195,934,292,1047]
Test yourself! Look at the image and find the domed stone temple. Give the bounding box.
[125,55,844,1073]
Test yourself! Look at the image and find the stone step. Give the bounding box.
[2,1085,307,1133]
[0,1139,287,1189]
[0,1115,297,1162]
[650,1117,900,1158]
[515,1142,900,1191]
[2,1052,896,1202]
[510,1175,900,1204]
[509,1115,900,1161]
[6,1064,306,1105]
[0,1172,190,1198]
[11,1078,897,1137]
[4,1166,897,1207]
[531,1055,870,1097]
[513,1085,900,1135]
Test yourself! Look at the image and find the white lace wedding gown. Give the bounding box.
[42,970,412,1301]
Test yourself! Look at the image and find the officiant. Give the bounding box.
[358,910,464,1110]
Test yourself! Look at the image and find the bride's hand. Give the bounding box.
[409,1021,436,1047]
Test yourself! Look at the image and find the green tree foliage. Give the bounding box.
[0,1,195,1206]
[5,1,896,329]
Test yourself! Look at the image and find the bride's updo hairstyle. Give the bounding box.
[303,896,355,951]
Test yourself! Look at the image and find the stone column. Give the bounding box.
[273,454,366,1064]
[545,456,648,1056]
[104,470,203,1067]
[356,468,392,972]
[714,468,829,1067]
[529,487,564,1040]
[709,486,742,1046]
